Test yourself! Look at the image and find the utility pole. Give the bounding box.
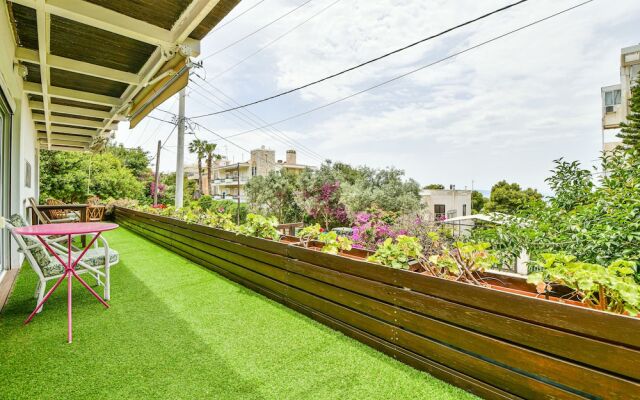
[153,140,161,206]
[175,88,186,208]
[236,162,241,225]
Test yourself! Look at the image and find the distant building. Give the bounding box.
[186,147,313,201]
[600,44,640,153]
[421,186,471,221]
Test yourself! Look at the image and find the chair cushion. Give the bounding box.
[9,214,54,271]
[75,248,119,267]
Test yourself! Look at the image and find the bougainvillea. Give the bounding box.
[350,209,399,250]
[296,180,349,230]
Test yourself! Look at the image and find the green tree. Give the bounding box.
[474,148,640,273]
[245,171,302,222]
[483,180,542,214]
[617,77,640,149]
[203,142,219,195]
[188,139,206,194]
[106,143,151,180]
[40,150,144,202]
[342,167,421,216]
[424,184,445,189]
[158,171,196,205]
[471,190,486,214]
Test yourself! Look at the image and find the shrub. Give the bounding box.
[527,254,640,315]
[198,195,214,211]
[296,224,324,247]
[104,198,139,216]
[237,214,280,240]
[367,235,424,270]
[317,231,353,255]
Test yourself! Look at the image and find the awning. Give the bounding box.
[7,0,240,151]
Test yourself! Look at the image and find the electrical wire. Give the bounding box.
[189,77,325,161]
[201,0,314,61]
[193,121,251,153]
[192,0,529,118]
[209,0,594,140]
[210,0,343,81]
[207,0,267,35]
[194,80,325,161]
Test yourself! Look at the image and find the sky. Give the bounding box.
[114,0,640,192]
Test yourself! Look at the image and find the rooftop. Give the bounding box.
[0,228,473,399]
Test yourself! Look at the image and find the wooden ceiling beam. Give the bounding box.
[29,101,124,121]
[36,123,98,136]
[16,48,141,85]
[11,0,174,47]
[37,133,93,143]
[171,0,221,45]
[34,0,52,148]
[24,82,121,107]
[32,113,117,130]
[45,144,89,152]
[41,138,91,148]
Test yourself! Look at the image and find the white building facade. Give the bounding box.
[601,44,640,151]
[421,188,472,221]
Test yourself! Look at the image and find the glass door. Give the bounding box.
[0,92,10,273]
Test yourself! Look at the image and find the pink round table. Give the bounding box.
[15,222,118,343]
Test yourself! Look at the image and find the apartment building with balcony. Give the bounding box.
[600,44,640,152]
[186,146,312,201]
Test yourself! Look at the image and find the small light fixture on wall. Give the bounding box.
[25,160,31,188]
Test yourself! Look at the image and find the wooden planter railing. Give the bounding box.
[115,207,640,400]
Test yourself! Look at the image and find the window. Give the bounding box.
[251,166,257,176]
[434,204,446,220]
[0,91,11,273]
[604,89,621,106]
[463,204,467,216]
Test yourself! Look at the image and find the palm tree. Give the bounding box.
[203,142,219,196]
[188,139,206,194]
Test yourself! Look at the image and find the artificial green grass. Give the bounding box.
[0,228,476,399]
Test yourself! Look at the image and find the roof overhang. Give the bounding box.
[6,0,240,151]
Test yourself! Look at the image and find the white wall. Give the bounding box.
[421,189,472,221]
[1,0,39,269]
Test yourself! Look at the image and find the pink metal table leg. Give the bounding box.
[25,233,110,343]
[24,271,67,324]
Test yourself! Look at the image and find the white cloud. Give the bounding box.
[118,0,640,192]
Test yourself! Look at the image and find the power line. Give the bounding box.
[212,0,594,140]
[188,82,322,159]
[192,0,529,118]
[207,0,267,35]
[193,121,251,154]
[189,77,325,161]
[201,0,314,61]
[148,103,253,157]
[136,96,180,147]
[210,0,343,81]
[193,78,325,161]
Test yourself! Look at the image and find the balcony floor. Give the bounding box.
[0,228,475,399]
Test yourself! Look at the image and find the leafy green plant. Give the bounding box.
[318,231,353,254]
[198,195,214,211]
[428,242,498,285]
[367,235,424,269]
[296,224,324,247]
[527,253,640,315]
[202,209,237,231]
[237,213,280,240]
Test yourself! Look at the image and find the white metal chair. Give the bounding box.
[2,214,119,313]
